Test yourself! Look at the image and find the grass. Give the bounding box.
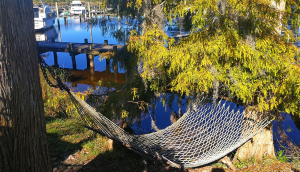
[231,157,300,172]
[210,162,229,169]
[45,113,172,172]
[45,114,165,172]
[40,69,107,167]
[46,116,94,157]
[233,157,258,169]
[44,98,117,170]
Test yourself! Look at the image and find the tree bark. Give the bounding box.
[142,0,165,30]
[233,121,276,162]
[0,0,52,172]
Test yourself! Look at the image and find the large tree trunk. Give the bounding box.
[0,0,52,172]
[233,122,276,162]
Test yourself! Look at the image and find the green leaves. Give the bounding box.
[277,150,288,163]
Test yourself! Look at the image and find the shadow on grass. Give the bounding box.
[76,140,170,172]
[47,132,82,164]
[46,116,227,172]
[76,140,226,172]
[45,116,96,167]
[77,142,146,172]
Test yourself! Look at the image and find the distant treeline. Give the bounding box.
[33,1,103,5]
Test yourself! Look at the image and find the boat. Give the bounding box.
[33,2,56,30]
[70,1,85,15]
[106,6,113,11]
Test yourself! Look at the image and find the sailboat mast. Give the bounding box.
[40,0,45,8]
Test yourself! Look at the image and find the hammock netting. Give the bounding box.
[68,91,272,168]
[39,56,273,168]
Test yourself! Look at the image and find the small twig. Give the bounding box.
[285,156,300,159]
[152,0,166,12]
[127,101,139,104]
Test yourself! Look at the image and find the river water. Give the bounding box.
[37,16,300,151]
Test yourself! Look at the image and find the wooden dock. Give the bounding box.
[37,39,125,70]
[37,41,125,55]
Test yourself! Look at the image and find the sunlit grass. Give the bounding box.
[210,162,228,169]
[45,104,108,165]
[41,69,109,165]
[232,157,300,171]
[74,136,108,163]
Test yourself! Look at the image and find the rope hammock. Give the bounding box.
[39,56,273,168]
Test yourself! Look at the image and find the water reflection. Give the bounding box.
[35,26,58,42]
[291,114,300,132]
[68,67,126,89]
[83,63,189,135]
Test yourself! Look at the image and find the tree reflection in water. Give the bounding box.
[66,48,209,135]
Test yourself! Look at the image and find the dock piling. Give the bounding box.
[64,17,68,25]
[57,18,60,29]
[54,52,58,67]
[113,45,117,52]
[52,38,59,67]
[105,40,110,68]
[113,45,118,77]
[56,2,59,17]
[56,2,60,29]
[88,2,91,20]
[84,39,91,68]
[88,44,94,69]
[68,43,77,69]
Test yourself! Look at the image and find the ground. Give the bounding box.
[46,116,300,172]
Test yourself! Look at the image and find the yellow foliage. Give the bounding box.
[135,0,142,9]
[131,88,139,100]
[40,69,80,117]
[121,110,129,119]
[128,0,300,115]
